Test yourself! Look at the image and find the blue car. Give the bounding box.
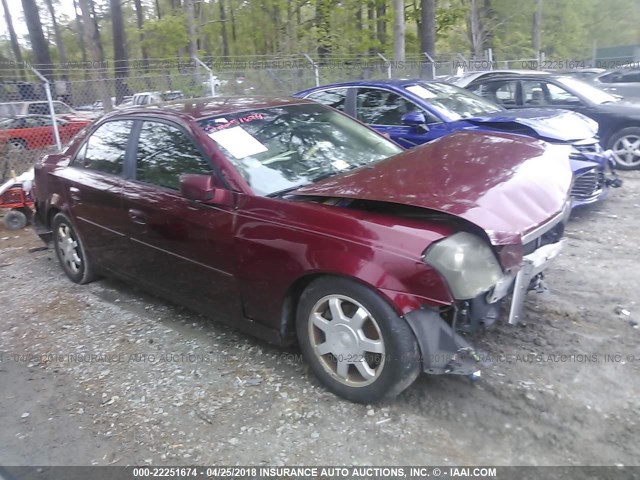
[294,80,621,207]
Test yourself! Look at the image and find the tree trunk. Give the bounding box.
[419,0,436,57]
[483,0,494,52]
[1,0,25,79]
[77,0,112,111]
[184,0,199,82]
[229,0,237,44]
[110,0,129,103]
[73,0,90,83]
[155,0,161,19]
[272,2,281,53]
[467,0,484,57]
[134,0,151,76]
[532,0,542,54]
[392,0,405,61]
[44,0,68,73]
[367,1,375,54]
[376,0,386,52]
[315,0,332,60]
[21,0,54,81]
[219,0,229,57]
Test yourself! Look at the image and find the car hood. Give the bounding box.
[294,131,572,245]
[465,108,597,142]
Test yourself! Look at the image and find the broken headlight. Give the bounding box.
[423,232,503,300]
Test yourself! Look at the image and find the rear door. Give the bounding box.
[54,120,134,268]
[119,119,242,320]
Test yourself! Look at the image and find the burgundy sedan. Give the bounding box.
[33,97,571,402]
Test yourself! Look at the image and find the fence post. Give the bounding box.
[303,54,320,87]
[377,53,392,79]
[193,56,216,96]
[422,52,437,79]
[28,64,62,152]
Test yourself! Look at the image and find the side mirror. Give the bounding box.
[179,174,235,208]
[401,111,429,132]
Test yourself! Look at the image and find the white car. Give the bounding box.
[0,100,98,120]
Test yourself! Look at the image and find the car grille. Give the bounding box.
[571,168,605,200]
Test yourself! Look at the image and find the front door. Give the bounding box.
[119,119,242,320]
[354,87,440,147]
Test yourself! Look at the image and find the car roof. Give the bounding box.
[468,73,573,82]
[102,96,315,121]
[300,79,430,89]
[296,79,454,96]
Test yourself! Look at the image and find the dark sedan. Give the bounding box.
[33,97,570,402]
[453,73,640,169]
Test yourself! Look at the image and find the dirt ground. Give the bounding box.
[1,172,639,467]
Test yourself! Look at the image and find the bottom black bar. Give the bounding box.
[0,466,637,480]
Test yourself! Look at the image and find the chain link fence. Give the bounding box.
[0,52,630,181]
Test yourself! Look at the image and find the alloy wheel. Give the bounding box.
[56,223,82,274]
[612,134,640,168]
[308,294,385,387]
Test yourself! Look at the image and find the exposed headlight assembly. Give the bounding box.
[423,232,503,300]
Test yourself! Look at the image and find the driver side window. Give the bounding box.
[135,121,212,190]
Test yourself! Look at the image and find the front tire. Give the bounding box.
[52,212,97,284]
[296,277,421,403]
[608,127,640,170]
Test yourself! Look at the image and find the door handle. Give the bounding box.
[69,186,81,201]
[128,208,147,225]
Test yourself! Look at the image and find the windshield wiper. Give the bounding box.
[266,185,306,198]
[267,163,368,198]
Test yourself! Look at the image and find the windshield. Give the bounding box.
[405,82,503,120]
[555,76,617,104]
[199,104,402,196]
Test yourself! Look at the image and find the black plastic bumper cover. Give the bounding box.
[404,307,481,376]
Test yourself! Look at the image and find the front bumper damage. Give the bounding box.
[405,224,566,377]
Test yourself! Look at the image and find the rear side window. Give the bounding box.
[75,120,132,175]
[135,121,212,190]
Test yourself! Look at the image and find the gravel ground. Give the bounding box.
[1,172,639,467]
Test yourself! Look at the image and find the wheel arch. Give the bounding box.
[278,271,423,344]
[601,120,640,147]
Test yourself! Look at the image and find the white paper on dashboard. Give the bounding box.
[208,126,268,159]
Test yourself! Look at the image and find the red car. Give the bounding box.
[33,97,571,402]
[0,115,90,151]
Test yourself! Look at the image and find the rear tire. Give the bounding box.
[52,212,97,284]
[608,127,640,170]
[3,209,27,230]
[296,276,421,403]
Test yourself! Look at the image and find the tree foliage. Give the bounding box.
[1,0,639,82]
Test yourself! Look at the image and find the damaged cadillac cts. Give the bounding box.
[32,97,572,402]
